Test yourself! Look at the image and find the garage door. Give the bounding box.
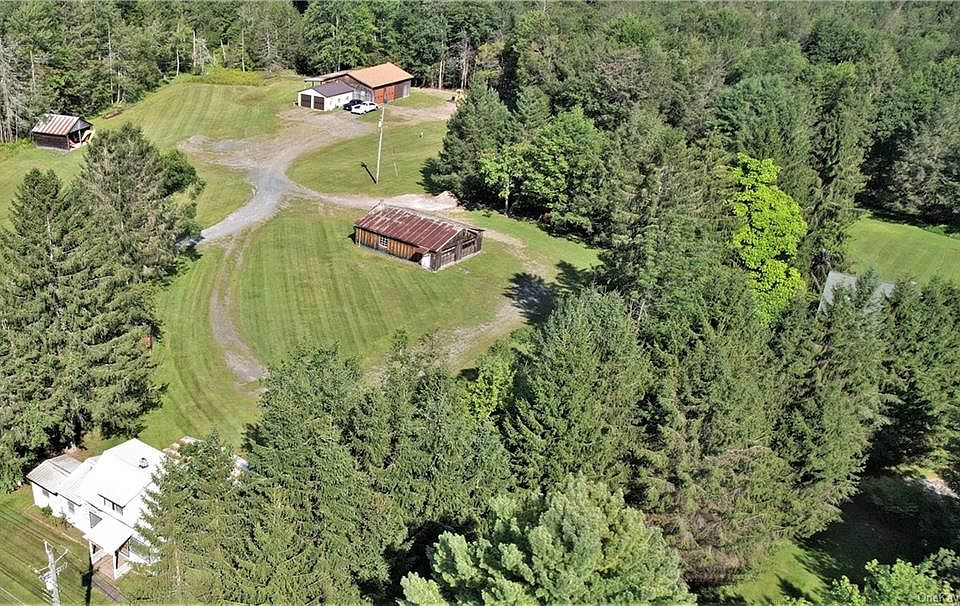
[299,93,311,107]
[313,96,324,110]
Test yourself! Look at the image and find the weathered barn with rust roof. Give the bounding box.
[31,114,94,150]
[353,204,483,271]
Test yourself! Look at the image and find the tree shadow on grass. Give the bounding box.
[554,260,596,297]
[506,272,555,324]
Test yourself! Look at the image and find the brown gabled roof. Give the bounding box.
[31,114,91,136]
[347,63,413,89]
[355,204,481,251]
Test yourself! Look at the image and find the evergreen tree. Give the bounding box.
[514,85,551,134]
[633,261,788,585]
[80,123,196,282]
[432,83,516,202]
[135,433,240,603]
[401,476,694,605]
[771,279,886,537]
[502,289,649,489]
[871,281,960,468]
[804,63,871,278]
[244,346,403,602]
[0,170,157,490]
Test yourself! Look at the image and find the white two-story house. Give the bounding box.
[26,439,165,579]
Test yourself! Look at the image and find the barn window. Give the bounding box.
[378,235,388,248]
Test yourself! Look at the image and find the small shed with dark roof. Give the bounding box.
[31,114,94,150]
[354,204,483,270]
[297,80,356,111]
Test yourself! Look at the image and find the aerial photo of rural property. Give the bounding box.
[1,1,960,604]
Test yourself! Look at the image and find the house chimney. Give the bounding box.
[138,457,148,469]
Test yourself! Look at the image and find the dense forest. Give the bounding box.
[2,0,960,603]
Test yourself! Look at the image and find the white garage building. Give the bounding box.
[297,80,355,111]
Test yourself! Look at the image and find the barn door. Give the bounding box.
[300,93,311,107]
[313,96,324,110]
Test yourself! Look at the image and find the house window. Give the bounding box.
[90,511,101,528]
[102,496,124,515]
[41,488,50,498]
[378,235,388,248]
[67,501,75,515]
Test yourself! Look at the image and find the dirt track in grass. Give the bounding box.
[184,93,489,384]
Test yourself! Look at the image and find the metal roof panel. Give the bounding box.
[354,205,481,251]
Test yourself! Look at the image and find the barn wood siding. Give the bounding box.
[435,230,482,270]
[33,133,69,150]
[355,224,481,271]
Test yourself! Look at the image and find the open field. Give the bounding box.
[0,488,118,605]
[139,248,259,449]
[287,120,446,197]
[104,74,304,148]
[234,202,598,369]
[847,216,960,284]
[0,75,301,229]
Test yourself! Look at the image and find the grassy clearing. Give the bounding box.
[233,202,598,369]
[725,476,945,604]
[0,143,84,227]
[138,249,258,450]
[191,163,252,228]
[104,74,303,148]
[0,488,116,605]
[0,74,300,228]
[389,89,450,110]
[847,216,960,284]
[288,120,446,197]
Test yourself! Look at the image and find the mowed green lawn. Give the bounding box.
[288,120,447,197]
[847,216,960,284]
[0,74,301,228]
[233,202,598,368]
[0,488,116,605]
[104,74,304,148]
[0,143,85,227]
[138,248,258,450]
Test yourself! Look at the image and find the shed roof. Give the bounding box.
[818,270,897,313]
[26,454,82,492]
[311,80,355,97]
[355,204,481,251]
[31,114,91,136]
[347,63,413,89]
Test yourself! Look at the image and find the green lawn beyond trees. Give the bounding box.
[848,217,960,284]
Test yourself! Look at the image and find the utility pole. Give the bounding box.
[35,541,67,606]
[375,102,386,184]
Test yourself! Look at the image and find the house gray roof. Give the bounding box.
[312,80,355,97]
[26,454,82,492]
[818,270,897,313]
